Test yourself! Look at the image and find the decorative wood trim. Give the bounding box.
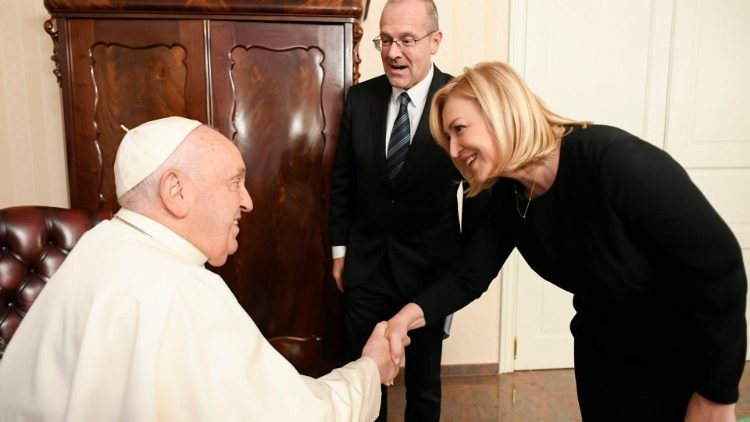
[352,19,363,84]
[88,42,191,209]
[204,20,213,128]
[43,18,62,87]
[227,45,327,143]
[44,0,363,17]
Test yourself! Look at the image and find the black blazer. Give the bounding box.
[329,66,463,299]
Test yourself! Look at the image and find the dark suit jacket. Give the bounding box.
[329,66,463,299]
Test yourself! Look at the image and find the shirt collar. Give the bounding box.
[114,208,208,266]
[391,64,434,106]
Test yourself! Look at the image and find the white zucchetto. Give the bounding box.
[114,116,202,198]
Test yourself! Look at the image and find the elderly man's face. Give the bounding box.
[379,0,441,90]
[188,127,253,266]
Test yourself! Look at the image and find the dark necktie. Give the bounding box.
[386,92,411,180]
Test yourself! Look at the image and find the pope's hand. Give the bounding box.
[362,322,400,385]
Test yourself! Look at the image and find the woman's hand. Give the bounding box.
[384,303,426,365]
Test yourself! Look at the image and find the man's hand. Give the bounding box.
[362,322,399,385]
[332,257,345,292]
[684,392,736,422]
[385,303,425,366]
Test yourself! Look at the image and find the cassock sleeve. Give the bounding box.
[153,275,381,421]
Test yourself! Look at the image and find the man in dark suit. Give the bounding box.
[329,1,463,420]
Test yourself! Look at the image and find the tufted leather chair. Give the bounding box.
[0,206,111,355]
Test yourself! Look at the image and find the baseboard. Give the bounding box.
[441,363,499,377]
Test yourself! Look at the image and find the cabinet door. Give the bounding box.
[209,20,350,375]
[60,19,207,211]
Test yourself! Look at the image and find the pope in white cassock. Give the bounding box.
[0,117,398,421]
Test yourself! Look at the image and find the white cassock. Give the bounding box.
[0,208,380,421]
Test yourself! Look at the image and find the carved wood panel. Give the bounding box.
[90,43,190,208]
[209,21,348,374]
[61,20,207,211]
[228,45,327,335]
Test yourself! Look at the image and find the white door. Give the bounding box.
[664,0,750,359]
[503,0,750,370]
[512,252,575,370]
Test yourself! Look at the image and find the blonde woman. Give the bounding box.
[385,62,746,421]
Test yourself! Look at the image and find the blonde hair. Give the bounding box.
[430,61,589,196]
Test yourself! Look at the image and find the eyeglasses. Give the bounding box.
[372,31,436,51]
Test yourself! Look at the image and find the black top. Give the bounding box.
[414,124,747,403]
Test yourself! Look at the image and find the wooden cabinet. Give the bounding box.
[44,0,366,376]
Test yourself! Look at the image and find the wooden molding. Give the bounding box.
[43,18,62,87]
[44,0,363,17]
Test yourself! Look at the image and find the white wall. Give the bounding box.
[0,0,68,208]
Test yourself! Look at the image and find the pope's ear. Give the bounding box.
[160,170,188,218]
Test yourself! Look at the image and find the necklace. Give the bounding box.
[113,214,152,238]
[514,179,536,219]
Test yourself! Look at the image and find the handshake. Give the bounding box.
[361,321,408,386]
[360,303,425,386]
